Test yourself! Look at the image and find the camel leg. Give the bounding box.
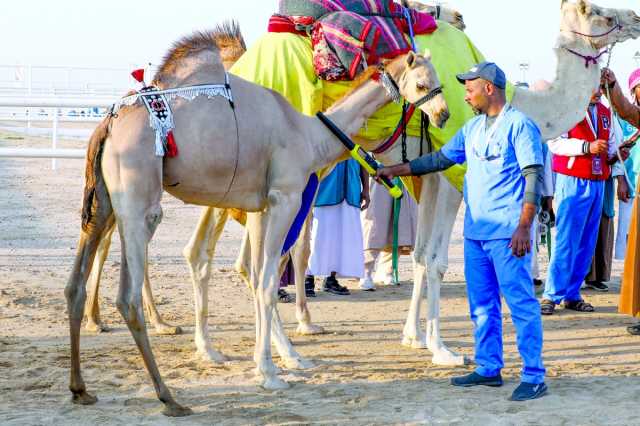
[66,213,113,405]
[251,189,302,390]
[234,228,251,283]
[183,206,228,363]
[84,222,115,333]
[402,174,438,349]
[424,176,464,366]
[114,198,191,417]
[142,263,182,335]
[269,254,315,370]
[291,215,324,335]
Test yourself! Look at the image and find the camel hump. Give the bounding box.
[212,20,247,69]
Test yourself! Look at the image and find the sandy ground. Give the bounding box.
[1,130,639,426]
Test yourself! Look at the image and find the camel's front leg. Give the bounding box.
[254,189,303,390]
[402,175,438,349]
[84,223,115,333]
[291,215,324,335]
[424,177,465,366]
[183,206,229,364]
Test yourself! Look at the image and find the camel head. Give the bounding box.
[406,1,466,31]
[560,0,640,49]
[383,50,450,128]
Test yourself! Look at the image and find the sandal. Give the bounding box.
[540,299,555,316]
[563,299,594,312]
[277,289,294,303]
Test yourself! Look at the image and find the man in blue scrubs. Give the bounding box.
[377,62,546,401]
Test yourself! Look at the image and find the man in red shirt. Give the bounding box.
[541,87,626,315]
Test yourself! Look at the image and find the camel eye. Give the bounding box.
[417,81,428,91]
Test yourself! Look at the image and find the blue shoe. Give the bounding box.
[450,372,503,387]
[509,382,548,401]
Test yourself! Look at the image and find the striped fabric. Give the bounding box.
[272,0,436,80]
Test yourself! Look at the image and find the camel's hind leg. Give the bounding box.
[84,222,180,335]
[112,194,190,416]
[66,202,114,405]
[183,206,229,363]
[291,215,324,335]
[84,222,115,333]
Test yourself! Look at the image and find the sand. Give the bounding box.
[1,130,639,425]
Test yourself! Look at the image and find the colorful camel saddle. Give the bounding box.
[231,22,514,197]
[271,0,436,80]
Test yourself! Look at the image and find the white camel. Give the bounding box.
[66,23,449,416]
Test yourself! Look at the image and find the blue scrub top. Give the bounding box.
[315,159,362,208]
[441,104,544,240]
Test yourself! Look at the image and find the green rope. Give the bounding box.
[392,177,403,283]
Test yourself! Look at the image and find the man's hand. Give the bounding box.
[617,176,631,203]
[590,139,608,155]
[601,67,617,89]
[360,189,370,211]
[374,163,411,184]
[509,224,532,257]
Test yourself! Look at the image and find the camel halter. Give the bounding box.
[563,15,622,68]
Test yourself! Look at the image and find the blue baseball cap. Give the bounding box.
[456,62,506,89]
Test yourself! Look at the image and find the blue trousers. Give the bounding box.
[543,174,604,304]
[464,238,545,384]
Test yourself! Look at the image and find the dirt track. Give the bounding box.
[1,130,639,425]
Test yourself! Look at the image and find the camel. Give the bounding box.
[83,0,640,370]
[66,23,449,415]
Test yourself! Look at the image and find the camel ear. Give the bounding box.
[423,48,432,61]
[577,0,589,15]
[406,51,417,68]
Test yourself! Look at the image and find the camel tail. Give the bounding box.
[81,114,113,233]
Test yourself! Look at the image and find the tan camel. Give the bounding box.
[66,24,448,415]
[82,22,248,336]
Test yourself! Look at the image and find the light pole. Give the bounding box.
[519,62,530,84]
[634,51,640,68]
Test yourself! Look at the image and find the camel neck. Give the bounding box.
[308,80,391,171]
[510,34,601,140]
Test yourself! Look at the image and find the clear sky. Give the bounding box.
[3,0,640,87]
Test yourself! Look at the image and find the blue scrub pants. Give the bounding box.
[464,238,545,384]
[543,174,605,304]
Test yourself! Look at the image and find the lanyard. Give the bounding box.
[471,103,510,161]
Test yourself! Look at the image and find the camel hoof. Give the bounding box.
[85,322,110,333]
[196,348,228,365]
[295,323,325,335]
[402,335,428,349]
[261,375,290,390]
[162,403,193,417]
[430,350,466,366]
[71,390,98,405]
[283,356,315,370]
[154,323,182,336]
